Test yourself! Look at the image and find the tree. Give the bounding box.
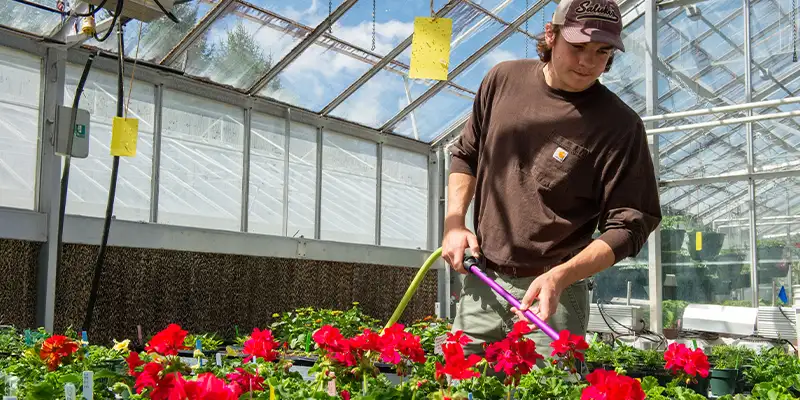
[211,21,281,91]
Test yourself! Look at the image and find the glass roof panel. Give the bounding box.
[83,1,216,63]
[165,2,306,90]
[395,31,529,141]
[750,0,798,101]
[0,0,63,36]
[264,1,510,115]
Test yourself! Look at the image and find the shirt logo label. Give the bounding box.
[553,147,568,162]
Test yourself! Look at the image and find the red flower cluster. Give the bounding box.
[581,369,645,400]
[126,324,278,400]
[485,321,544,386]
[664,342,710,379]
[312,323,426,373]
[242,328,280,363]
[39,335,80,371]
[550,329,590,362]
[145,324,190,356]
[434,330,482,382]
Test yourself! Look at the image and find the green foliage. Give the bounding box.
[268,303,382,353]
[711,345,756,370]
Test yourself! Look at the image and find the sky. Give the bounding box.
[193,0,549,142]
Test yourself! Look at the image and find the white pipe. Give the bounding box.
[647,110,800,135]
[642,96,800,122]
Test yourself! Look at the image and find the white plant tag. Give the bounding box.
[82,371,93,400]
[65,383,76,400]
[216,353,222,366]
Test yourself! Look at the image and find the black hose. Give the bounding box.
[55,53,97,291]
[82,17,124,334]
[92,0,124,43]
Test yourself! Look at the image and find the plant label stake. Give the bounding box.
[463,257,560,341]
[82,371,93,400]
[65,383,76,400]
[215,352,222,366]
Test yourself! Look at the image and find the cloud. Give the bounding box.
[483,48,518,67]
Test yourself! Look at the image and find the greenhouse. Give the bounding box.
[0,0,799,398]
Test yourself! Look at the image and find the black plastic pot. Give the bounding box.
[710,368,738,396]
[687,375,710,396]
[688,231,725,261]
[661,229,686,252]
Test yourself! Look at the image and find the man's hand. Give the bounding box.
[510,270,567,327]
[442,226,480,274]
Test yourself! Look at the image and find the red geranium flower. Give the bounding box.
[134,362,184,400]
[434,341,482,381]
[39,335,79,371]
[145,324,189,356]
[226,367,265,393]
[183,372,242,400]
[125,351,145,377]
[485,321,544,386]
[550,329,590,362]
[242,328,280,363]
[581,369,645,400]
[664,342,709,379]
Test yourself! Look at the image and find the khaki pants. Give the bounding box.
[451,268,590,365]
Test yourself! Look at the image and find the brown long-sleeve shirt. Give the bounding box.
[449,59,661,272]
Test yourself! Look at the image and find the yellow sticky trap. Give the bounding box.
[409,17,452,80]
[695,231,703,251]
[111,117,138,157]
[269,383,275,400]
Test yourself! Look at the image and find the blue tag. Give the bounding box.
[81,331,88,346]
[779,286,788,304]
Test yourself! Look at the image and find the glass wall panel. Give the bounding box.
[63,64,155,222]
[159,89,243,231]
[320,130,377,244]
[249,112,286,236]
[286,121,317,238]
[0,46,40,210]
[381,146,428,249]
[754,177,800,305]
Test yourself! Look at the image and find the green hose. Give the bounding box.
[383,247,443,331]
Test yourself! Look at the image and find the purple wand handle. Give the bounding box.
[464,257,559,341]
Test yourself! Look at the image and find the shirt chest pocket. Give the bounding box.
[517,133,594,195]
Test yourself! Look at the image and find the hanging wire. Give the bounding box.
[525,0,529,58]
[329,0,332,34]
[372,0,376,51]
[793,0,797,62]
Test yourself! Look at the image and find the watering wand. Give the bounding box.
[384,248,560,341]
[462,256,559,341]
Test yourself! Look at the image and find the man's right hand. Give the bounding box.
[442,226,481,274]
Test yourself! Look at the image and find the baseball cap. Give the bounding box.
[552,0,625,52]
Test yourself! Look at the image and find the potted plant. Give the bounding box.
[709,345,754,396]
[660,215,687,252]
[757,239,788,282]
[661,300,688,339]
[687,219,726,261]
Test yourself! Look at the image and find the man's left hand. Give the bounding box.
[510,270,568,328]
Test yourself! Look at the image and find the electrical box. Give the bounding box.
[56,105,90,159]
[80,0,175,22]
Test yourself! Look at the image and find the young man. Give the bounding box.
[442,0,662,358]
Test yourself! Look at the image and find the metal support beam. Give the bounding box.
[150,84,163,223]
[248,0,358,94]
[660,168,800,187]
[641,96,800,122]
[36,47,66,332]
[314,127,323,240]
[375,142,383,246]
[241,106,252,232]
[646,109,800,135]
[379,0,546,132]
[644,0,662,334]
[160,0,236,66]
[282,107,291,236]
[319,0,461,115]
[743,0,759,307]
